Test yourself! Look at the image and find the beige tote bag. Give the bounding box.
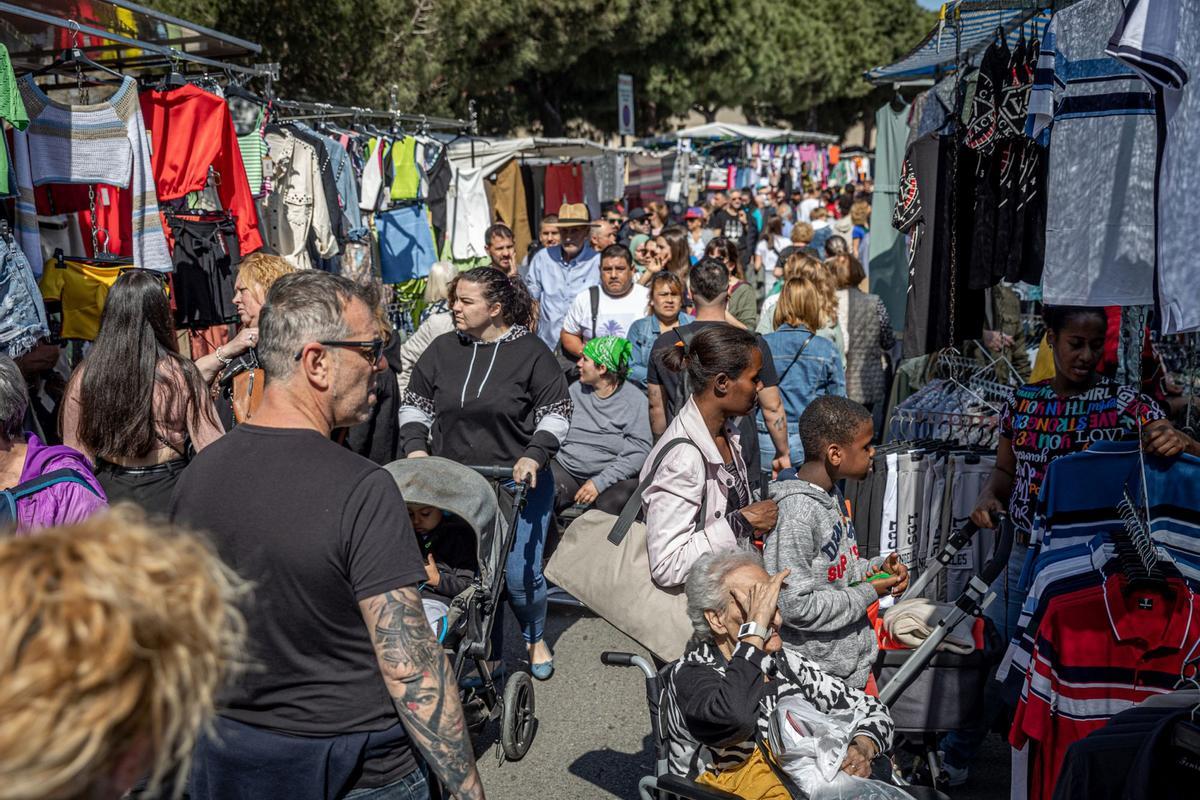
[544,438,705,661]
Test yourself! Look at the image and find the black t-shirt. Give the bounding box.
[646,321,779,420]
[170,425,426,784]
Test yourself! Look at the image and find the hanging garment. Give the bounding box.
[13,76,171,271]
[166,214,240,330]
[358,137,386,212]
[0,44,29,198]
[445,165,490,261]
[1028,0,1157,307]
[258,130,337,270]
[543,164,584,215]
[0,228,49,358]
[139,84,263,255]
[1109,0,1200,333]
[376,205,437,284]
[389,136,420,201]
[425,151,452,251]
[38,258,132,341]
[319,135,364,238]
[487,159,532,264]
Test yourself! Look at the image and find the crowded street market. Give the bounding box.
[1,0,1198,799]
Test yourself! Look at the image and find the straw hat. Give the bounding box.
[555,203,591,227]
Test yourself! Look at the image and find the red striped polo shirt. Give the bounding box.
[1009,574,1199,800]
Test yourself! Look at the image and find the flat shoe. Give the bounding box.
[530,659,554,681]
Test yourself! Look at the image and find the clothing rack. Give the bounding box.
[1,4,274,79]
[272,98,477,135]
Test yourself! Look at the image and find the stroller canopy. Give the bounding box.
[384,457,504,585]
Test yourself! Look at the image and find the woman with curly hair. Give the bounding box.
[0,506,246,799]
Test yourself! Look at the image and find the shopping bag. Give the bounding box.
[544,438,703,661]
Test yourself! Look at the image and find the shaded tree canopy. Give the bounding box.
[150,0,932,137]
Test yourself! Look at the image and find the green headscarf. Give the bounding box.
[582,336,632,377]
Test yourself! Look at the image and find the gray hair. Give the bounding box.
[684,549,766,643]
[257,271,380,382]
[0,355,29,438]
[423,261,458,304]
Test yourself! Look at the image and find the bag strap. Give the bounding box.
[4,468,101,501]
[777,332,817,385]
[590,285,601,339]
[608,437,706,546]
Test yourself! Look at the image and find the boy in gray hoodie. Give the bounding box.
[764,396,909,689]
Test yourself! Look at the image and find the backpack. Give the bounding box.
[0,468,100,529]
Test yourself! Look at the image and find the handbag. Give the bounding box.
[231,367,265,423]
[544,437,707,661]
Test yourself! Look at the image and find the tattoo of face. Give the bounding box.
[364,588,482,798]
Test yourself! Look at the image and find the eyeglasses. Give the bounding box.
[294,339,386,364]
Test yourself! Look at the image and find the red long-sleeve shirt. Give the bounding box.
[140,84,263,255]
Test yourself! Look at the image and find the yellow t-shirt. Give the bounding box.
[39,259,130,341]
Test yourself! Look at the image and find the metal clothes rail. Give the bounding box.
[273,98,477,134]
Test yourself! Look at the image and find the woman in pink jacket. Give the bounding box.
[640,325,779,587]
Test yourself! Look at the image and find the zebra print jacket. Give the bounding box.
[662,639,894,780]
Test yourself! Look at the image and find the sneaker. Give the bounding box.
[937,751,969,787]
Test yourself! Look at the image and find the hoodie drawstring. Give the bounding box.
[476,340,501,399]
[460,342,479,407]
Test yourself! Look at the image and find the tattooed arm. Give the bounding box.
[360,587,485,800]
[757,385,791,473]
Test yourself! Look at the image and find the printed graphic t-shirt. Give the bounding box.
[999,378,1164,532]
[560,283,650,341]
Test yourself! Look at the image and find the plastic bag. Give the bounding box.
[769,696,914,800]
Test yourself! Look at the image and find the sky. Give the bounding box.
[917,0,943,8]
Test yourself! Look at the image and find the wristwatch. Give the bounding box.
[737,621,771,642]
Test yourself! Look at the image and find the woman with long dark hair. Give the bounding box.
[62,270,223,514]
[400,266,570,680]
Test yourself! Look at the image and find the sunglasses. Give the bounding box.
[294,338,386,364]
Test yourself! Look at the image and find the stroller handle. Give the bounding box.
[466,465,516,480]
[977,512,1013,587]
[601,651,657,679]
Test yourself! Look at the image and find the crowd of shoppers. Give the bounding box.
[21,175,1193,800]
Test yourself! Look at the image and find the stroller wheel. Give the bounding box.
[500,670,537,761]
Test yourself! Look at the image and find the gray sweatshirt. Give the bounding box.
[764,477,885,689]
[556,381,651,492]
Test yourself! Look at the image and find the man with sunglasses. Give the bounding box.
[172,271,484,800]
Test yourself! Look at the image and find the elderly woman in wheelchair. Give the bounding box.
[661,550,895,796]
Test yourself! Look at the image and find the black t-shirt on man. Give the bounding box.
[170,424,427,786]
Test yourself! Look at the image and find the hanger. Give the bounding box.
[156,50,187,91]
[31,21,124,84]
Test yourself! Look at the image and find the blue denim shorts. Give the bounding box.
[0,233,49,358]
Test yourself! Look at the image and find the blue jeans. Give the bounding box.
[343,769,429,800]
[940,543,1030,769]
[502,467,554,645]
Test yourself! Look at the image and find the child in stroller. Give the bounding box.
[408,502,477,639]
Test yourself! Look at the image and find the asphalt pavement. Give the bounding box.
[474,605,1012,800]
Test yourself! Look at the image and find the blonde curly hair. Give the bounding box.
[0,506,247,800]
[236,252,296,302]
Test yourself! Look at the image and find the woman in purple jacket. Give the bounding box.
[0,356,106,534]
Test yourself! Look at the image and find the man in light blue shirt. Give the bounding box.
[525,203,601,352]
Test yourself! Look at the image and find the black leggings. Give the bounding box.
[549,459,638,516]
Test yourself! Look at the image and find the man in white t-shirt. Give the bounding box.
[798,190,821,223]
[560,244,649,360]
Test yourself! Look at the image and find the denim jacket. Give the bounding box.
[756,324,846,466]
[626,313,694,389]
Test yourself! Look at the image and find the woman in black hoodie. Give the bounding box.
[400,267,571,680]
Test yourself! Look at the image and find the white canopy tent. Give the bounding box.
[660,122,838,145]
[446,136,627,175]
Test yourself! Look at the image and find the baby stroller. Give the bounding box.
[384,457,536,762]
[602,518,1013,799]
